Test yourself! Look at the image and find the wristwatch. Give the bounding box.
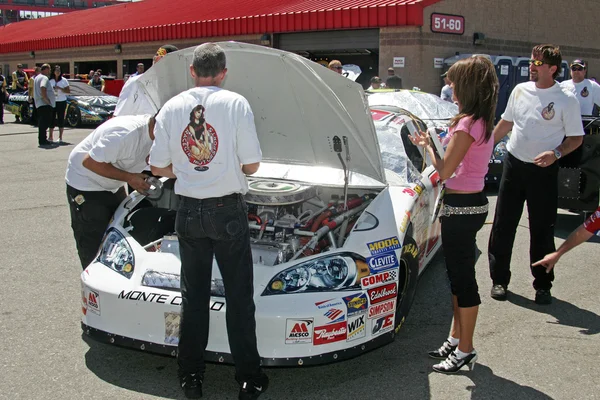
[553,149,562,159]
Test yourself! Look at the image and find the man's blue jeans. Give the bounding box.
[175,193,261,381]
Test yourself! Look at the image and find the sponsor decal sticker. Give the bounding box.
[164,312,180,344]
[86,289,101,316]
[402,188,417,197]
[361,268,398,290]
[315,298,344,310]
[313,321,347,345]
[368,299,396,319]
[347,314,366,341]
[323,308,345,324]
[368,283,398,304]
[285,319,313,344]
[403,243,418,258]
[400,211,411,233]
[367,236,401,255]
[367,252,399,274]
[342,293,368,315]
[372,313,395,336]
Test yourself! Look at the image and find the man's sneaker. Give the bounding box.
[239,373,269,400]
[179,373,203,399]
[535,289,552,305]
[490,284,508,301]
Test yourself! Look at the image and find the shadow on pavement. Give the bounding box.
[464,363,553,399]
[508,292,600,335]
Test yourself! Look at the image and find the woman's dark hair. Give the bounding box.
[189,105,206,140]
[447,56,499,143]
[532,44,562,80]
[52,65,63,82]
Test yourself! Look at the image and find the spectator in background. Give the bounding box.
[328,60,343,74]
[0,66,7,124]
[34,64,56,147]
[386,75,403,89]
[387,67,395,77]
[441,71,454,102]
[12,64,28,92]
[28,67,41,126]
[88,70,95,79]
[49,65,70,143]
[88,71,105,92]
[368,76,384,90]
[560,59,600,116]
[132,63,145,76]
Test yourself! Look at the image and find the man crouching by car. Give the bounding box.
[65,115,155,269]
[149,43,268,400]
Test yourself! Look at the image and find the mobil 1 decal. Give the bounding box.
[366,236,401,255]
[285,319,313,344]
[366,251,399,274]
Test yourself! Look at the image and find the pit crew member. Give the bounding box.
[560,59,600,116]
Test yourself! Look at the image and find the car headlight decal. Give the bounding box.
[97,228,134,278]
[263,253,368,295]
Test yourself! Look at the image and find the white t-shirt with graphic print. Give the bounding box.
[560,79,600,116]
[502,81,584,163]
[150,86,262,199]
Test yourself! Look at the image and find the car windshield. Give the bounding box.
[68,81,108,96]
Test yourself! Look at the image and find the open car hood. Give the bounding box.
[134,42,386,185]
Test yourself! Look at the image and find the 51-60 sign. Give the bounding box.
[431,13,464,35]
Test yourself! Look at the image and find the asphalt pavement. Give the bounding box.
[0,110,599,400]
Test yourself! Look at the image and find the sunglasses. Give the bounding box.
[570,66,585,71]
[528,59,545,66]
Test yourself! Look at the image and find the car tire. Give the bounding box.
[394,236,419,333]
[66,105,81,128]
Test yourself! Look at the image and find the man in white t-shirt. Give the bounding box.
[488,44,584,305]
[114,44,178,117]
[65,115,155,269]
[560,59,600,116]
[440,71,453,102]
[149,43,267,400]
[34,64,56,146]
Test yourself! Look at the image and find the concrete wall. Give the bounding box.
[381,0,600,94]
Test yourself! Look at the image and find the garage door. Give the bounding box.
[277,29,379,51]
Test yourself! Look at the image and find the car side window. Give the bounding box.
[399,120,426,173]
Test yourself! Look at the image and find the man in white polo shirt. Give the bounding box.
[65,115,154,269]
[149,43,267,400]
[488,44,584,305]
[560,59,600,116]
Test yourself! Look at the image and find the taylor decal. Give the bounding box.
[181,104,219,171]
[541,102,555,120]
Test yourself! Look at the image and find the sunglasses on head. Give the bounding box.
[570,65,585,71]
[528,59,545,66]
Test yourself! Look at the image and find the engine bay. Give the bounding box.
[124,178,379,266]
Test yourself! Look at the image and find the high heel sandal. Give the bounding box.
[428,339,457,359]
[432,350,478,374]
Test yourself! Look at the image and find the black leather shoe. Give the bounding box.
[433,350,478,374]
[490,284,508,301]
[239,373,269,400]
[428,339,457,359]
[180,373,203,399]
[535,289,552,305]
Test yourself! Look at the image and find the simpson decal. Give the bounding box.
[342,293,368,315]
[367,236,401,255]
[347,314,366,341]
[367,252,399,273]
[368,299,396,319]
[313,321,347,345]
[285,319,313,344]
[181,105,219,169]
[361,268,399,290]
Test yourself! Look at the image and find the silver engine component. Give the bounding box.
[251,242,295,266]
[245,179,316,205]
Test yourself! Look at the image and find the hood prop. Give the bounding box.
[333,135,350,211]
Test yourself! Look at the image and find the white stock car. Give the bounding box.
[80,42,444,366]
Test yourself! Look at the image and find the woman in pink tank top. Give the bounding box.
[410,56,499,373]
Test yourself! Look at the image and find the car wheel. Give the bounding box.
[394,236,419,333]
[66,105,81,127]
[19,103,30,123]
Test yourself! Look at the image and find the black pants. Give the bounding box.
[66,184,126,269]
[441,192,488,308]
[37,105,53,144]
[488,152,558,290]
[51,101,66,129]
[176,194,262,382]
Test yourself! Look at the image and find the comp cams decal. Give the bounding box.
[366,252,399,274]
[361,268,399,290]
[285,319,313,344]
[367,236,401,255]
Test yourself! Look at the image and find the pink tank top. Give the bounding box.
[443,116,492,192]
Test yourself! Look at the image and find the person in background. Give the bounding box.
[441,71,454,102]
[0,66,7,124]
[27,67,41,126]
[386,75,403,89]
[114,44,179,117]
[410,55,499,374]
[65,115,154,269]
[33,64,55,146]
[328,59,343,74]
[368,76,384,90]
[488,44,584,305]
[88,69,95,79]
[387,67,395,77]
[132,63,145,76]
[149,42,268,400]
[88,71,105,92]
[12,64,28,92]
[560,59,600,116]
[49,65,70,143]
